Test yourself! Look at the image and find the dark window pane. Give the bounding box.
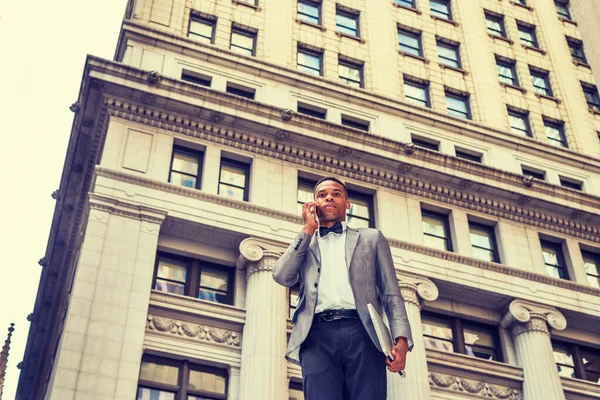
[395,0,415,7]
[581,348,600,383]
[464,324,497,361]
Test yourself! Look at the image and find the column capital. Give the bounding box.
[88,193,168,225]
[397,273,439,307]
[501,299,567,336]
[236,237,287,277]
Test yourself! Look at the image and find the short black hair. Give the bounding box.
[313,177,348,198]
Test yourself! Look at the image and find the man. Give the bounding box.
[273,177,413,400]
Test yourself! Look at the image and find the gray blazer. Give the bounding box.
[273,227,413,364]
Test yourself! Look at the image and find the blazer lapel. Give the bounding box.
[309,233,321,264]
[345,228,360,270]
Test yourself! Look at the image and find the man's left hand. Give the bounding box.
[386,337,408,373]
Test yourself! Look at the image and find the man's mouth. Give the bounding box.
[322,204,337,210]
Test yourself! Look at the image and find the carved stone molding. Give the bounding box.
[403,142,416,155]
[69,102,80,113]
[429,372,523,399]
[246,256,278,278]
[88,193,168,225]
[105,99,600,244]
[146,71,160,84]
[275,130,290,140]
[501,299,567,337]
[146,315,241,347]
[280,108,293,121]
[237,237,286,278]
[398,273,439,307]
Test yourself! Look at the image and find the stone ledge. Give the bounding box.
[561,376,600,398]
[427,348,524,381]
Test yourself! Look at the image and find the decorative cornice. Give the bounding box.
[146,315,241,347]
[149,291,246,324]
[429,372,523,400]
[88,193,167,225]
[398,273,439,307]
[103,100,600,244]
[426,348,525,380]
[246,256,278,279]
[237,237,287,279]
[501,300,567,337]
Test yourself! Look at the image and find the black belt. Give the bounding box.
[314,309,359,322]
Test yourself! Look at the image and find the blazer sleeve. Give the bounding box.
[375,230,414,351]
[273,231,311,287]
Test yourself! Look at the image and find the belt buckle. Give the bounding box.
[321,310,341,322]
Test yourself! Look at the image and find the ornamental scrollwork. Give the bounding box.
[428,373,522,400]
[147,315,241,347]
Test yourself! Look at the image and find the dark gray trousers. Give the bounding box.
[299,318,387,400]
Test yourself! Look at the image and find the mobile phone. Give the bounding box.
[311,205,319,224]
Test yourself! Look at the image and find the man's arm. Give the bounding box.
[273,202,318,287]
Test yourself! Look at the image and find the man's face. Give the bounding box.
[314,180,351,224]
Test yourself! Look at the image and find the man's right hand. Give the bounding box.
[301,202,318,236]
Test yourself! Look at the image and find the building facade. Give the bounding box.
[17,0,600,399]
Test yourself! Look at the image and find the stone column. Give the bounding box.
[387,274,439,400]
[501,300,567,400]
[237,238,287,400]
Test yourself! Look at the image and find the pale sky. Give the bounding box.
[0,1,128,397]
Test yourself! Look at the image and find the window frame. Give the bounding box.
[341,114,370,131]
[218,157,251,202]
[338,57,363,88]
[437,39,461,69]
[137,355,228,400]
[496,58,519,86]
[169,146,204,190]
[517,22,539,48]
[552,341,600,383]
[226,82,256,99]
[297,102,327,119]
[297,0,321,26]
[455,148,483,163]
[394,0,416,8]
[559,176,583,191]
[543,118,568,148]
[421,209,453,252]
[188,14,217,44]
[521,166,546,181]
[581,83,600,113]
[555,1,572,20]
[485,12,507,38]
[230,26,257,57]
[412,136,440,151]
[152,252,235,305]
[530,68,553,97]
[445,90,471,120]
[582,250,600,289]
[430,0,452,20]
[540,239,569,280]
[422,311,502,362]
[468,221,500,263]
[567,37,587,64]
[297,46,323,76]
[335,7,360,37]
[404,77,430,108]
[507,109,532,137]
[398,28,423,57]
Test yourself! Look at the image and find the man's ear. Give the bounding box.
[346,200,351,210]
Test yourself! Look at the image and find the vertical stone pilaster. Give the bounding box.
[237,238,287,400]
[501,300,567,400]
[387,275,438,400]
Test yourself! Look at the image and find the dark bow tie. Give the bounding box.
[319,222,343,237]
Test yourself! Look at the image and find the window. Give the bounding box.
[496,58,519,86]
[338,58,363,88]
[341,115,370,131]
[521,166,546,181]
[437,40,461,68]
[559,176,583,191]
[567,38,587,64]
[422,313,501,361]
[188,15,216,44]
[555,1,571,20]
[398,29,423,57]
[540,240,569,280]
[336,8,359,37]
[445,91,470,119]
[226,82,255,99]
[422,209,452,251]
[289,284,301,319]
[412,135,439,151]
[530,68,552,97]
[219,158,250,201]
[297,47,322,76]
[404,77,430,108]
[395,0,415,8]
[582,250,600,288]
[230,27,256,56]
[137,356,228,400]
[297,102,327,119]
[298,0,320,25]
[485,12,507,38]
[517,22,538,48]
[182,70,212,87]
[469,222,499,263]
[508,109,531,137]
[153,253,234,304]
[455,148,482,163]
[544,119,567,148]
[289,381,305,400]
[582,83,600,113]
[169,147,204,189]
[430,0,452,20]
[296,177,373,227]
[552,341,600,383]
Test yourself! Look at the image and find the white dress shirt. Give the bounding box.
[315,222,356,313]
